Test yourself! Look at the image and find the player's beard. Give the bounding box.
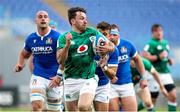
[39,23,48,30]
[76,23,87,33]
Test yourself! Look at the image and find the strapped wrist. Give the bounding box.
[140,73,147,80]
[102,65,108,71]
[57,69,63,81]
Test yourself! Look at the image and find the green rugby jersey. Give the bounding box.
[57,27,100,79]
[144,38,170,73]
[131,58,152,85]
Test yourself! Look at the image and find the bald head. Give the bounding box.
[36,10,49,17]
[35,10,50,29]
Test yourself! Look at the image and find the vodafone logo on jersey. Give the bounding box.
[77,45,88,53]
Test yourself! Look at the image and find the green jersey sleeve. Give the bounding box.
[57,33,67,49]
[142,58,152,72]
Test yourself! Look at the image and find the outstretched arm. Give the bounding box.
[132,54,147,89]
[151,67,168,97]
[14,49,31,72]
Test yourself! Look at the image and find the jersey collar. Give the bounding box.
[36,28,52,38]
[117,38,120,46]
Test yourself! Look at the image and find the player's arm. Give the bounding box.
[132,54,147,88]
[99,50,118,83]
[57,33,72,64]
[102,66,118,83]
[142,44,158,62]
[150,67,168,97]
[49,64,64,88]
[28,55,34,73]
[142,50,158,62]
[14,49,31,72]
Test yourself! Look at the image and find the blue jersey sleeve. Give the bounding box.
[108,47,119,67]
[24,36,31,53]
[129,42,137,58]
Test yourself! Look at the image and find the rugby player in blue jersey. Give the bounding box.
[14,10,62,112]
[93,21,119,111]
[108,24,147,111]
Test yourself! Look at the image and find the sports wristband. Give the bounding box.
[102,65,108,71]
[57,69,63,81]
[140,73,147,80]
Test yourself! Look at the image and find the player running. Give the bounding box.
[93,21,119,111]
[142,24,177,111]
[14,10,63,111]
[56,7,114,111]
[131,57,168,111]
[108,24,147,111]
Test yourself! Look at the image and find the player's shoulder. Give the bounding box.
[51,29,61,35]
[86,27,99,35]
[120,38,134,46]
[26,32,37,40]
[49,29,61,39]
[162,39,169,44]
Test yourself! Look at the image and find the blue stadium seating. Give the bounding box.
[0,0,70,36]
[64,0,180,79]
[64,0,180,48]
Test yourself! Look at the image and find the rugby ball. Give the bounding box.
[90,34,107,55]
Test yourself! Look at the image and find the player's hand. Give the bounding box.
[160,86,169,97]
[159,50,168,60]
[96,44,113,55]
[111,76,118,83]
[65,33,72,47]
[49,75,62,88]
[14,64,24,72]
[140,79,148,89]
[168,58,173,65]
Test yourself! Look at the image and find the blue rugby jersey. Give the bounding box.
[95,47,119,86]
[24,29,60,79]
[115,39,137,85]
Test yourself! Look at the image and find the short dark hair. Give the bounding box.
[96,21,111,31]
[68,7,86,25]
[111,24,120,31]
[151,24,162,32]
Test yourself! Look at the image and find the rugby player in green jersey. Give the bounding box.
[142,24,177,111]
[56,7,114,111]
[131,57,168,111]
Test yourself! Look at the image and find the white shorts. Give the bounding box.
[147,73,160,92]
[64,75,99,102]
[110,83,135,98]
[30,75,63,102]
[134,82,141,93]
[94,83,110,103]
[160,73,174,85]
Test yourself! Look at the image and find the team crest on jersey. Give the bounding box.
[120,46,127,53]
[71,41,75,45]
[157,45,162,50]
[77,45,88,53]
[33,39,37,43]
[46,37,53,44]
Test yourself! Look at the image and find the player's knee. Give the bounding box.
[32,100,43,111]
[167,89,176,102]
[78,103,91,111]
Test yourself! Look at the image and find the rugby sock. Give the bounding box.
[168,101,177,111]
[138,101,145,111]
